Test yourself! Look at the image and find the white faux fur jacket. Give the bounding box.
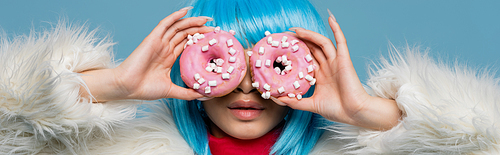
[1,23,499,155]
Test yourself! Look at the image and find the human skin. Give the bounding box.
[80,7,401,137]
[202,53,290,139]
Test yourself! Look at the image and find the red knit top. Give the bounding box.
[208,127,283,155]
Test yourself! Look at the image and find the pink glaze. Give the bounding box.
[249,33,314,98]
[180,30,246,97]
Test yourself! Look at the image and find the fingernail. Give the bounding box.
[198,16,214,21]
[197,97,214,101]
[270,97,287,106]
[327,9,337,22]
[288,27,304,32]
[180,6,194,11]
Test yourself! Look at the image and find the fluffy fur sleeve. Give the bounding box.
[328,46,500,154]
[0,22,139,154]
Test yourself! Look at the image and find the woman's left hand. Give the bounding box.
[275,13,401,130]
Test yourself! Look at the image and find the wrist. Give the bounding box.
[80,68,128,102]
[351,96,401,130]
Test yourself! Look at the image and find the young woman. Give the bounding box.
[1,0,498,154]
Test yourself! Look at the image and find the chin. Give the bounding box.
[223,122,271,140]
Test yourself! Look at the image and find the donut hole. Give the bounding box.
[207,58,223,73]
[273,58,291,75]
[273,61,286,72]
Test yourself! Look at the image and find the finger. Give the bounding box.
[162,17,213,43]
[276,96,315,113]
[328,17,349,57]
[170,26,214,49]
[168,39,188,64]
[284,31,328,67]
[151,7,192,37]
[291,27,337,60]
[166,84,204,100]
[301,39,328,66]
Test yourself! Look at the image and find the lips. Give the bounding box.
[228,100,264,120]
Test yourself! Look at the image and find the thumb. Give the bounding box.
[273,96,315,112]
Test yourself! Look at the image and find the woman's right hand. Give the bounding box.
[80,7,214,102]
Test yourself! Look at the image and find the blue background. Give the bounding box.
[1,0,499,81]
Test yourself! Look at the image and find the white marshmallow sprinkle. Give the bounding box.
[197,34,205,39]
[187,40,193,46]
[194,73,201,80]
[205,66,213,72]
[247,51,253,56]
[305,54,313,62]
[222,73,230,80]
[255,60,262,67]
[198,78,206,84]
[267,37,273,44]
[209,39,217,45]
[263,83,271,91]
[193,83,200,89]
[214,27,220,33]
[227,39,233,47]
[305,75,314,81]
[228,57,236,63]
[229,30,236,35]
[208,80,217,86]
[271,41,280,47]
[293,81,300,89]
[278,87,285,94]
[288,93,296,98]
[291,40,299,45]
[216,67,223,73]
[252,82,259,88]
[309,78,316,85]
[281,36,288,42]
[227,66,235,73]
[259,47,265,55]
[202,45,209,52]
[209,63,217,69]
[281,55,288,63]
[274,67,281,74]
[276,56,282,63]
[228,48,237,56]
[261,91,270,99]
[265,31,271,36]
[284,65,292,72]
[205,87,211,93]
[281,42,289,48]
[265,59,271,67]
[285,60,292,66]
[307,65,314,73]
[215,59,224,66]
[292,45,299,52]
[297,94,302,100]
[298,72,304,79]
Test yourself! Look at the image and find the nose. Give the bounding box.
[235,49,257,94]
[235,65,257,94]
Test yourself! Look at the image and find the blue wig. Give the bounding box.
[166,0,331,154]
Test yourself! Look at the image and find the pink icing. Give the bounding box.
[180,30,246,97]
[250,33,314,98]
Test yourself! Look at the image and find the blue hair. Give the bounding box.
[166,0,331,154]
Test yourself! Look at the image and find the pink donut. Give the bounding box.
[180,28,246,97]
[249,33,316,100]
